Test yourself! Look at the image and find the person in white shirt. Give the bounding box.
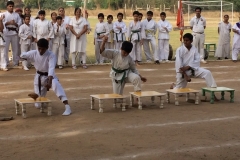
[69,8,88,69]
[19,15,33,71]
[21,39,72,116]
[100,36,147,95]
[0,14,8,71]
[190,7,207,64]
[215,15,231,60]
[113,13,127,50]
[2,1,22,68]
[105,15,114,50]
[171,33,217,90]
[94,13,109,64]
[58,7,71,65]
[128,11,142,65]
[24,7,36,50]
[33,10,54,46]
[138,13,143,22]
[141,11,158,63]
[48,12,57,51]
[52,16,69,69]
[232,17,240,62]
[157,12,172,63]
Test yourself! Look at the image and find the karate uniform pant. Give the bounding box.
[130,40,141,62]
[0,46,7,69]
[4,35,19,65]
[142,37,157,61]
[20,43,32,67]
[64,37,70,62]
[95,39,104,63]
[158,39,169,60]
[114,41,123,51]
[34,74,68,102]
[232,48,240,60]
[52,43,64,66]
[192,33,205,60]
[174,68,217,89]
[105,42,114,50]
[72,52,86,65]
[112,72,141,95]
[48,39,53,51]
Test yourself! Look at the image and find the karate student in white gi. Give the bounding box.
[94,13,109,64]
[171,33,217,90]
[105,15,114,50]
[21,38,72,116]
[113,13,127,50]
[100,36,147,95]
[157,12,172,63]
[52,16,69,69]
[190,7,207,64]
[19,15,33,71]
[232,17,240,62]
[141,11,158,63]
[2,1,22,68]
[0,14,8,71]
[33,10,54,46]
[138,13,143,22]
[215,15,231,60]
[127,11,142,65]
[58,7,71,65]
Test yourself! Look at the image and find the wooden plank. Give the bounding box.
[14,97,51,104]
[90,94,124,100]
[130,91,166,97]
[166,88,199,94]
[202,87,235,92]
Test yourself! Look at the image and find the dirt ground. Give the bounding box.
[1,61,240,160]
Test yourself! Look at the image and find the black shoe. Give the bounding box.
[225,57,229,59]
[217,58,221,60]
[65,60,68,64]
[155,60,160,64]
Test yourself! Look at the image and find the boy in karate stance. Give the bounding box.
[21,38,71,116]
[127,11,142,65]
[52,16,69,69]
[113,13,127,50]
[157,12,172,62]
[100,37,147,95]
[171,33,217,89]
[19,15,33,71]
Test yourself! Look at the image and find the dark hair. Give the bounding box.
[147,11,153,15]
[38,10,46,15]
[37,38,49,48]
[98,13,104,18]
[183,33,193,41]
[117,12,123,17]
[138,13,143,16]
[51,12,57,17]
[121,41,133,53]
[224,14,229,18]
[24,7,30,11]
[133,11,139,16]
[107,15,113,19]
[23,15,30,20]
[160,12,166,16]
[74,8,81,15]
[195,7,202,12]
[7,1,14,6]
[56,16,62,20]
[58,7,64,11]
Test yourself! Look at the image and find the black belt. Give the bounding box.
[193,32,204,34]
[6,27,18,33]
[115,31,123,42]
[37,71,48,96]
[0,35,5,42]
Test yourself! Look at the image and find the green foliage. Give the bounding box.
[0,1,5,10]
[73,0,83,8]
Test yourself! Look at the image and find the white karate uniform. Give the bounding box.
[141,19,157,61]
[113,21,127,50]
[215,22,231,58]
[174,45,217,88]
[62,16,71,62]
[2,11,22,65]
[127,21,142,62]
[232,22,240,60]
[19,23,33,53]
[69,17,87,65]
[101,49,141,95]
[190,16,206,60]
[33,19,54,48]
[0,32,7,69]
[157,20,172,61]
[94,22,109,63]
[106,22,114,49]
[21,50,68,101]
[52,23,69,66]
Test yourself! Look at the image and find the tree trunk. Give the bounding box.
[38,0,41,10]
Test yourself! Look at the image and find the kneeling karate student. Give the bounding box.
[100,36,147,95]
[21,38,71,116]
[172,33,217,89]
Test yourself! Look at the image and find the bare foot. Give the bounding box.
[170,83,175,89]
[135,61,140,66]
